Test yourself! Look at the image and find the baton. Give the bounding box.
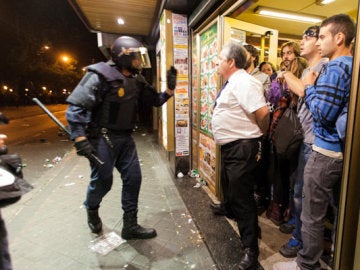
[32,98,104,166]
[33,98,70,136]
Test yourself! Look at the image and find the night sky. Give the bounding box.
[0,0,105,67]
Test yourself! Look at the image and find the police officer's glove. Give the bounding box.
[166,66,177,90]
[74,139,96,158]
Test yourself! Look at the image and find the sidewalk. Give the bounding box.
[2,130,289,270]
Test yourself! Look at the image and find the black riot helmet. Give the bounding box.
[110,36,147,74]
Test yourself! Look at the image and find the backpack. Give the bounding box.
[272,105,303,159]
[336,104,348,141]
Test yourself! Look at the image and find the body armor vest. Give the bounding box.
[88,62,141,131]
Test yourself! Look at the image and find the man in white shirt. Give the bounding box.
[211,42,269,270]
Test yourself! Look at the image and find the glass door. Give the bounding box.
[222,17,278,68]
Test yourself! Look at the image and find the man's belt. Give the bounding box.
[222,137,260,148]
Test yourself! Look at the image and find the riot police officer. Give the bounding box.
[65,36,177,239]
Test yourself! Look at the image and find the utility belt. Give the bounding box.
[88,127,133,149]
[101,127,133,136]
[87,126,132,137]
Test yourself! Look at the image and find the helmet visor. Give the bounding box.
[119,47,151,68]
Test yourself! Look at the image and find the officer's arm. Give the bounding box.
[153,66,177,105]
[65,105,90,141]
[66,72,102,110]
[65,71,103,140]
[142,87,173,107]
[135,74,174,107]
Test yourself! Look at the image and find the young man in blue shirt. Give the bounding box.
[273,13,355,270]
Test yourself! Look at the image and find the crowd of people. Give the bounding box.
[211,13,355,270]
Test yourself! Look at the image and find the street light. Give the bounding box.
[59,54,71,64]
[62,55,69,63]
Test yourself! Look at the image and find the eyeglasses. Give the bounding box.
[303,29,319,38]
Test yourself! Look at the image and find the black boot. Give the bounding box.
[86,208,102,234]
[238,248,263,270]
[210,202,235,219]
[121,210,157,240]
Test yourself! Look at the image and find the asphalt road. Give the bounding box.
[0,104,74,187]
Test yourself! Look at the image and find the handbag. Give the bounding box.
[272,104,304,159]
[0,154,33,208]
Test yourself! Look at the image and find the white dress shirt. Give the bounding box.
[212,69,266,145]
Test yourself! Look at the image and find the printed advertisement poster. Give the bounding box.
[174,80,189,156]
[192,127,198,169]
[172,13,188,45]
[173,14,189,157]
[199,23,218,136]
[174,47,188,76]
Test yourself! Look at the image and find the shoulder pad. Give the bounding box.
[66,72,100,109]
[87,62,124,82]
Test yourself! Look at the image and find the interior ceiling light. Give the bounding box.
[316,0,336,5]
[117,18,125,25]
[254,6,325,23]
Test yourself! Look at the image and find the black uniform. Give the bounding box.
[66,61,172,237]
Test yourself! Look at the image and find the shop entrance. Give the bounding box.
[223,17,278,67]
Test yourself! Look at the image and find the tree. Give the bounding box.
[0,0,104,106]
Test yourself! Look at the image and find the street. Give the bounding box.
[0,104,74,186]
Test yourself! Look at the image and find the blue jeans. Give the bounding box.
[297,150,343,269]
[292,142,312,242]
[85,133,142,212]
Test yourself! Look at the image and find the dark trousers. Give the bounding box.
[85,133,142,212]
[255,137,271,205]
[221,138,260,249]
[292,142,312,242]
[297,150,342,269]
[272,146,299,210]
[0,212,12,270]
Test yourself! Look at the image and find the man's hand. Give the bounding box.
[74,139,96,157]
[166,66,177,90]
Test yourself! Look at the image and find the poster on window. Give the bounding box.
[199,23,218,136]
[192,35,199,128]
[198,133,216,188]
